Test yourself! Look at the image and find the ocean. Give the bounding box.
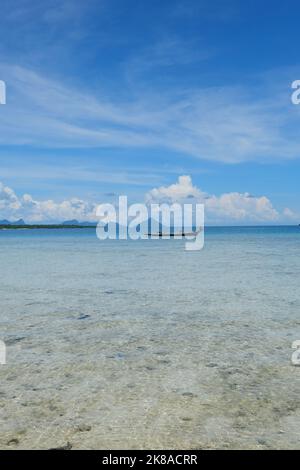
[0,226,300,449]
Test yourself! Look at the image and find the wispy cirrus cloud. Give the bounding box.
[124,36,214,78]
[1,63,300,164]
[0,162,164,187]
[0,0,101,32]
[172,0,239,22]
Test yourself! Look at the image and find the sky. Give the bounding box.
[0,0,300,224]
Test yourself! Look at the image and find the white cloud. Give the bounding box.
[0,182,96,222]
[146,175,205,203]
[0,177,298,224]
[146,175,289,224]
[283,207,299,221]
[1,64,300,163]
[205,192,279,223]
[0,182,21,211]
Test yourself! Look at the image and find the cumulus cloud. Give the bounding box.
[0,178,297,224]
[0,182,21,211]
[0,182,97,222]
[282,207,299,221]
[205,192,278,222]
[146,175,289,224]
[146,175,205,204]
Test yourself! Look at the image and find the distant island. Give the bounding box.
[0,219,97,229]
[0,218,26,226]
[0,219,197,233]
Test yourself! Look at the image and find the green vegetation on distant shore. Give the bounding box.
[0,224,95,230]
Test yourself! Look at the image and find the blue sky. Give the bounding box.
[0,0,300,224]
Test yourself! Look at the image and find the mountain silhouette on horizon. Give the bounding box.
[0,219,25,225]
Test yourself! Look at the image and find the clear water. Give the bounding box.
[0,226,300,449]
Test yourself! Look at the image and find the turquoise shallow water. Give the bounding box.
[0,226,300,449]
